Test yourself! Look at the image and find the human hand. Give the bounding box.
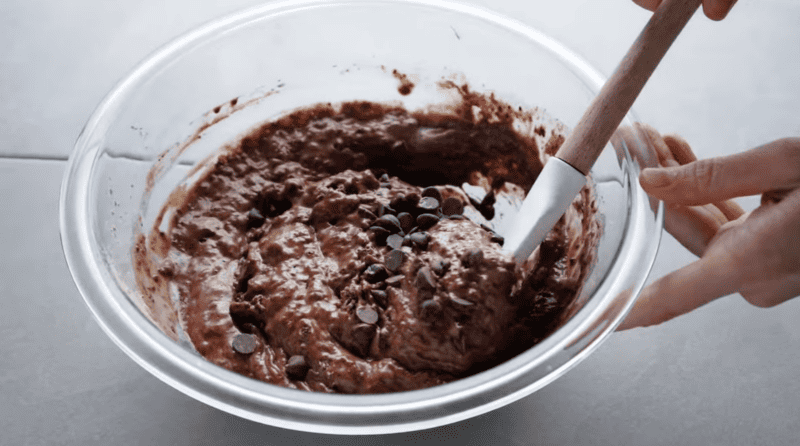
[633,0,737,20]
[617,129,800,330]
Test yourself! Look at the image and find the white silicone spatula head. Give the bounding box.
[503,0,702,263]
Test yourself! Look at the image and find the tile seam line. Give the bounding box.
[0,154,69,162]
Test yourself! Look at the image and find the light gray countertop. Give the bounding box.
[2,1,798,444]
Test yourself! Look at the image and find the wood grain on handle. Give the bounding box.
[555,0,702,174]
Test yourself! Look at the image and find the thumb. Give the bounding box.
[617,255,740,330]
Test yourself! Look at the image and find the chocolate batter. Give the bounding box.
[140,98,599,394]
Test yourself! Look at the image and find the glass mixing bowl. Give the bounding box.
[60,0,662,434]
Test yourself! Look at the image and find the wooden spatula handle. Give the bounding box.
[555,0,701,174]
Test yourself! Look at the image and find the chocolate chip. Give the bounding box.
[440,197,464,216]
[385,234,403,250]
[369,226,391,245]
[403,234,413,247]
[231,333,257,354]
[490,233,505,246]
[409,232,429,249]
[370,289,388,307]
[248,208,265,220]
[358,207,377,221]
[356,305,379,324]
[247,208,265,228]
[415,267,437,291]
[389,194,406,211]
[385,275,405,287]
[478,190,496,220]
[405,193,421,209]
[397,212,415,233]
[450,296,473,306]
[375,214,402,233]
[349,323,376,357]
[418,196,440,212]
[416,213,440,230]
[419,299,442,320]
[380,173,390,182]
[364,264,388,283]
[421,186,443,203]
[461,249,484,268]
[285,355,310,380]
[431,259,451,276]
[385,249,405,272]
[447,214,465,220]
[481,189,497,207]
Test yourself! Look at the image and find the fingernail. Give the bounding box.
[640,168,671,188]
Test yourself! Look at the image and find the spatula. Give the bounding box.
[503,0,702,262]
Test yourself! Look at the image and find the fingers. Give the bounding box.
[635,123,673,166]
[640,137,800,206]
[635,124,743,228]
[704,0,738,20]
[611,125,660,169]
[617,255,740,330]
[632,0,738,20]
[661,134,745,220]
[632,0,661,12]
[712,196,745,221]
[662,134,696,164]
[619,185,800,331]
[663,204,723,257]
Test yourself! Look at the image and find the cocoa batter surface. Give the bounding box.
[141,99,598,394]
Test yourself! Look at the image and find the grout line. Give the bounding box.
[0,154,70,162]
